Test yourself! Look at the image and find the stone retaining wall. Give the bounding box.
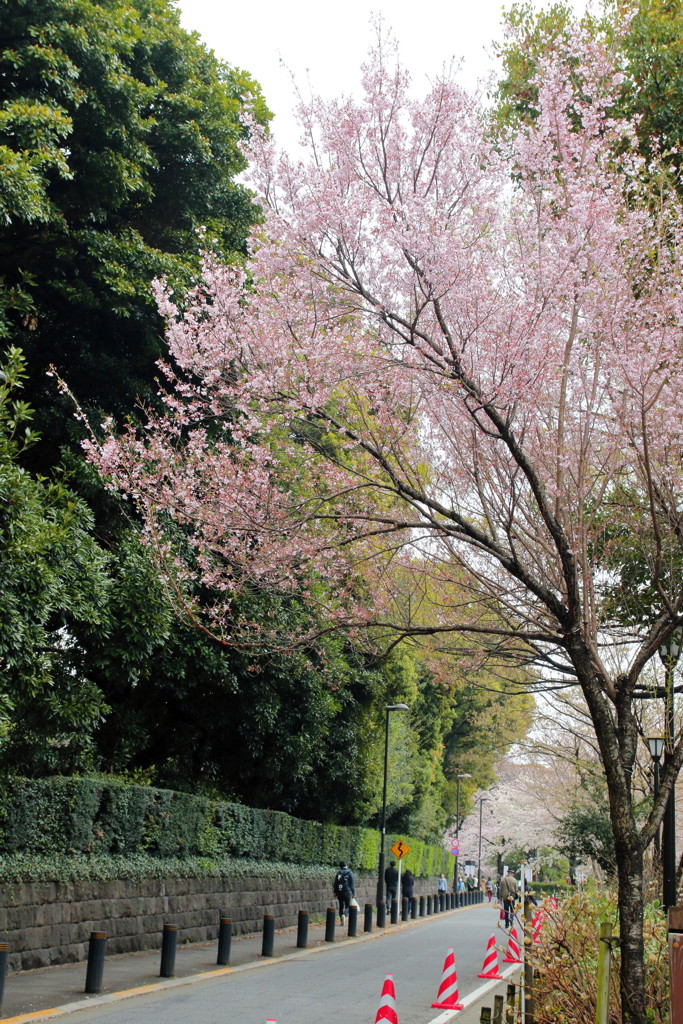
[0,873,438,972]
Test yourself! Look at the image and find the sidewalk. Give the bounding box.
[0,917,337,1023]
[0,906,520,1024]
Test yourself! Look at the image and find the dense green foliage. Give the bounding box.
[555,778,617,876]
[0,0,270,464]
[0,358,525,832]
[0,776,450,875]
[0,348,111,769]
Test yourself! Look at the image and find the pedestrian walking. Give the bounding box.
[436,872,448,909]
[384,860,399,905]
[333,861,355,924]
[401,868,415,901]
[486,878,494,902]
[499,869,519,929]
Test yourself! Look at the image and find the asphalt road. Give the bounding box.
[55,904,511,1024]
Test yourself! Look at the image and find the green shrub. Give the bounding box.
[390,835,450,878]
[0,777,448,875]
[527,880,573,898]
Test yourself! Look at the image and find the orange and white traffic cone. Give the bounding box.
[503,926,522,964]
[431,947,463,1010]
[375,973,399,1024]
[478,933,504,979]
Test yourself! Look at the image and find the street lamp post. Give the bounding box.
[646,736,665,858]
[659,632,681,910]
[477,797,490,898]
[376,703,409,906]
[453,773,471,893]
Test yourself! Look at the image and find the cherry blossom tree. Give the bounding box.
[451,758,563,874]
[85,23,683,1022]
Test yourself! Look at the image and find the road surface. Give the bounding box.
[54,903,515,1024]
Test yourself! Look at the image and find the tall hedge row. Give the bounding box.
[0,778,449,876]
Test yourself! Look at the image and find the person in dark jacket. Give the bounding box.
[401,868,415,901]
[333,862,355,923]
[384,860,399,905]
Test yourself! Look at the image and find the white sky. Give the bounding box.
[175,0,587,154]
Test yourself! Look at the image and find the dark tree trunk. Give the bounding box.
[615,837,646,1024]
[568,642,649,1023]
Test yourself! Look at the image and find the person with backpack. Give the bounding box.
[333,861,355,924]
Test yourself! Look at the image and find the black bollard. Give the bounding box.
[325,907,336,942]
[377,900,386,928]
[419,895,426,917]
[262,915,275,956]
[427,895,433,915]
[390,898,399,925]
[411,896,418,919]
[364,903,373,932]
[0,943,7,1015]
[434,894,440,914]
[401,898,409,922]
[296,909,309,949]
[84,931,106,994]
[160,923,178,978]
[217,917,232,965]
[348,905,358,937]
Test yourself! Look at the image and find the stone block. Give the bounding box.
[20,947,52,971]
[60,943,84,964]
[7,906,32,931]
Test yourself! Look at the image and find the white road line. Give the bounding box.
[426,963,521,1024]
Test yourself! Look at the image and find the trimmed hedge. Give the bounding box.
[0,852,344,885]
[527,881,574,896]
[0,777,449,876]
[391,833,454,878]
